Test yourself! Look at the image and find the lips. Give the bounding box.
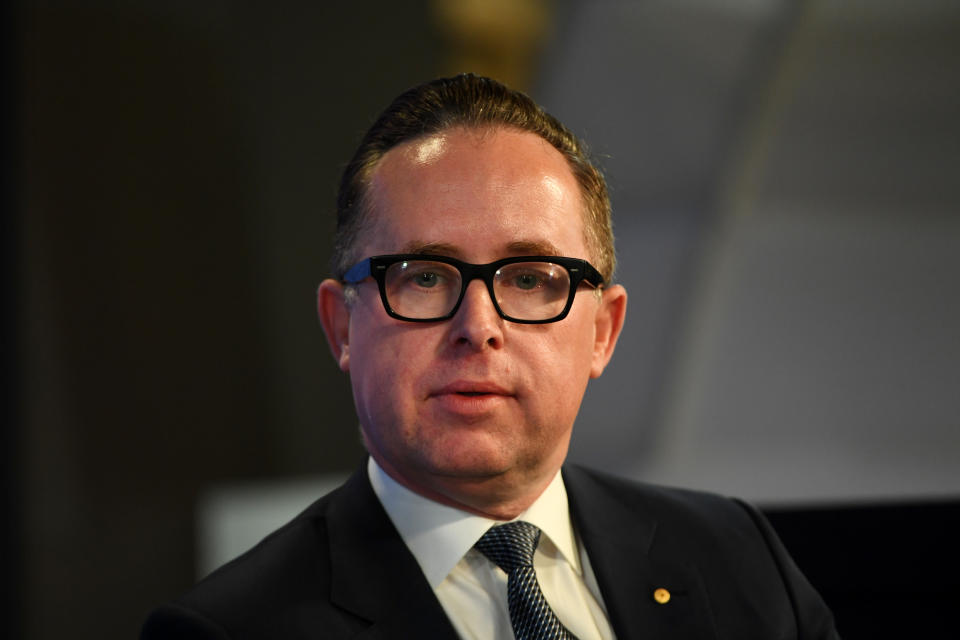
[429,381,514,416]
[431,381,513,397]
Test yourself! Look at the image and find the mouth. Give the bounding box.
[432,381,513,398]
[429,381,514,415]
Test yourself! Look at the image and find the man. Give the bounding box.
[143,74,839,639]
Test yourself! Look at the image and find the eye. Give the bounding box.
[413,271,441,288]
[513,273,541,290]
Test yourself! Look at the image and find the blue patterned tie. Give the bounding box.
[474,521,579,640]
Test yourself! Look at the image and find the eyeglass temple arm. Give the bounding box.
[572,262,605,288]
[342,259,372,284]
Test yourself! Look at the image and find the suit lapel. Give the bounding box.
[564,466,718,640]
[325,467,460,639]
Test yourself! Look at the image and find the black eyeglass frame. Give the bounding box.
[342,254,605,324]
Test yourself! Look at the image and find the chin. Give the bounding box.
[417,448,514,480]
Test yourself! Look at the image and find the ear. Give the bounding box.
[590,284,627,379]
[317,279,352,372]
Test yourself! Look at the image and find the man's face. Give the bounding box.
[319,126,625,516]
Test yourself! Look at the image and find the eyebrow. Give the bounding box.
[401,241,460,256]
[505,240,563,256]
[399,239,564,258]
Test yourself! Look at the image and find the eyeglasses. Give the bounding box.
[342,254,605,324]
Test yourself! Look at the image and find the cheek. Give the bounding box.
[519,328,595,420]
[349,328,429,416]
[558,323,596,399]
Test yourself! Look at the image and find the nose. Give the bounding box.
[448,279,505,350]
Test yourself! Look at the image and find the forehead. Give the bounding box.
[361,127,587,260]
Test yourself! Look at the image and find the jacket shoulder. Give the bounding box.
[141,481,366,639]
[565,464,754,530]
[565,465,839,640]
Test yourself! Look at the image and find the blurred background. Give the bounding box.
[8,0,959,638]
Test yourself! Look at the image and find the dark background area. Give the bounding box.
[766,500,959,638]
[9,1,959,638]
[15,2,442,637]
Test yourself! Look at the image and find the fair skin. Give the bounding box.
[317,126,627,520]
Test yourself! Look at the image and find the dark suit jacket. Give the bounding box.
[142,464,839,639]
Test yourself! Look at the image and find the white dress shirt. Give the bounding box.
[368,458,616,640]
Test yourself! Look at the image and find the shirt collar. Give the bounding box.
[368,457,581,588]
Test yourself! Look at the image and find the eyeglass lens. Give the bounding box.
[385,259,571,321]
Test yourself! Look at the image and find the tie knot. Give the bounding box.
[474,521,541,573]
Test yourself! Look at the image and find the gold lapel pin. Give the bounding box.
[653,587,671,604]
